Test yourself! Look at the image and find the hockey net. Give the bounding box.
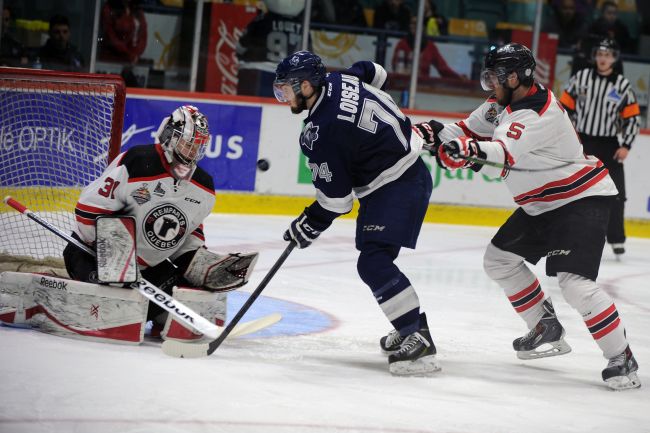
[0,68,125,274]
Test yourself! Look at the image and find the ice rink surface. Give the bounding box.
[2,213,649,433]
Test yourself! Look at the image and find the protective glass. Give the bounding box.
[273,79,298,103]
[480,69,500,91]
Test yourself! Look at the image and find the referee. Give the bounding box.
[560,38,640,257]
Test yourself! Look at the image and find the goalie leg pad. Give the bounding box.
[184,248,259,292]
[0,271,147,344]
[161,286,227,341]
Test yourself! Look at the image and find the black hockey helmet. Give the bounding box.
[592,37,620,61]
[273,50,326,103]
[481,43,536,91]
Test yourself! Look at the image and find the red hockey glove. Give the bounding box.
[437,136,480,170]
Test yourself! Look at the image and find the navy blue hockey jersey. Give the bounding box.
[299,61,424,215]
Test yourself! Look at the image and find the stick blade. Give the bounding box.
[161,340,211,359]
[229,312,282,337]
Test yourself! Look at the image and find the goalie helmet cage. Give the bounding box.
[0,68,126,269]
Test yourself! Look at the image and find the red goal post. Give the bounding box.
[0,68,126,271]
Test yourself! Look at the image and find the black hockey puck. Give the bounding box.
[257,159,270,171]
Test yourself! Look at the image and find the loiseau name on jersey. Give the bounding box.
[337,74,360,123]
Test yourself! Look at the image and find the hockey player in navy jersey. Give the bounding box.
[62,105,258,342]
[273,50,438,375]
[413,43,640,389]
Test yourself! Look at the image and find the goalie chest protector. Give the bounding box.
[74,144,216,268]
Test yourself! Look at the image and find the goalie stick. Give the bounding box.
[161,242,295,358]
[422,144,573,173]
[3,196,221,339]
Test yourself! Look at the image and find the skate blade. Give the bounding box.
[516,339,572,360]
[389,355,441,376]
[605,372,642,391]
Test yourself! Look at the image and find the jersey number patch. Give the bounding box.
[98,177,120,199]
[358,84,409,150]
[507,122,525,140]
[308,162,333,182]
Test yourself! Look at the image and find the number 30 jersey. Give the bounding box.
[73,144,216,268]
[299,61,424,215]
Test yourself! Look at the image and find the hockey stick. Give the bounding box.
[422,144,574,172]
[161,242,295,358]
[3,196,221,339]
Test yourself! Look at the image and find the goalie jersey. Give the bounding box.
[73,144,215,268]
[438,83,617,215]
[300,61,423,215]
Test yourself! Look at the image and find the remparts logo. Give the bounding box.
[144,204,188,250]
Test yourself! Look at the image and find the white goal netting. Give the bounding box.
[0,69,125,268]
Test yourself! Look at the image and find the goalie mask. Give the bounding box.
[156,105,210,180]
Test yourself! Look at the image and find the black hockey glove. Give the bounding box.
[283,210,331,249]
[412,119,444,148]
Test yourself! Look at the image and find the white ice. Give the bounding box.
[2,214,649,433]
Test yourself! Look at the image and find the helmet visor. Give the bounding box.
[273,79,298,103]
[480,69,500,91]
[172,129,209,165]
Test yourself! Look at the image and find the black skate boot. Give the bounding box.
[388,313,440,375]
[379,329,403,353]
[602,345,641,390]
[513,299,572,360]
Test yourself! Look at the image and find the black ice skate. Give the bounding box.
[513,299,572,360]
[388,313,440,375]
[379,329,403,353]
[602,345,641,390]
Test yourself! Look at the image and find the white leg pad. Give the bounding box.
[0,271,148,344]
[161,286,227,341]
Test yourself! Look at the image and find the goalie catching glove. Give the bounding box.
[184,248,259,292]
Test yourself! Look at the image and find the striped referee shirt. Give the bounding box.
[559,68,640,148]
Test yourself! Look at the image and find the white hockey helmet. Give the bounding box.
[156,105,210,180]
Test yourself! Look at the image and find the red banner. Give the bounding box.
[204,3,257,94]
[511,30,559,88]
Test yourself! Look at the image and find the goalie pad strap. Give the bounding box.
[184,248,259,292]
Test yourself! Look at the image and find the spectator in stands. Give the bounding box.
[100,0,148,64]
[391,16,464,80]
[39,15,84,72]
[373,0,411,32]
[311,0,367,27]
[588,0,634,53]
[423,0,448,36]
[543,0,589,49]
[0,6,27,67]
[236,0,306,97]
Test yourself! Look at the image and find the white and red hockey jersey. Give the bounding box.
[74,144,215,268]
[438,84,617,215]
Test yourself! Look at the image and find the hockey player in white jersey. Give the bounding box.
[413,43,640,390]
[61,105,258,342]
